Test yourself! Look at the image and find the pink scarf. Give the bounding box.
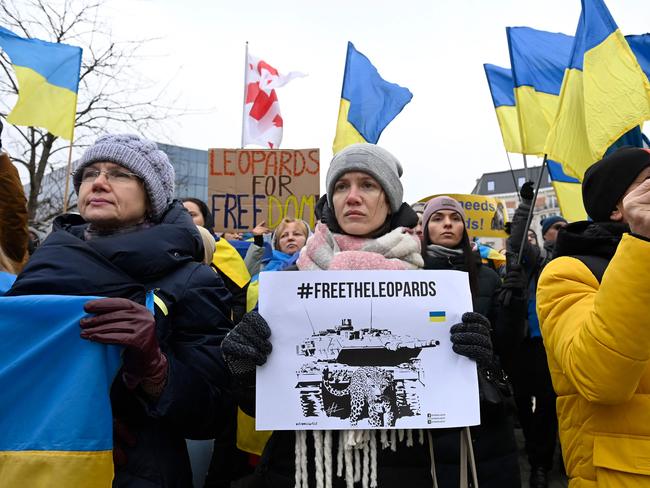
[297,222,423,271]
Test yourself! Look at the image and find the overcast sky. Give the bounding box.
[13,0,650,201]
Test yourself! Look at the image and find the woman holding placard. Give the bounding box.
[420,195,525,487]
[221,143,504,488]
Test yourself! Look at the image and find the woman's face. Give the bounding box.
[183,201,205,227]
[77,162,148,230]
[426,210,465,248]
[332,171,390,237]
[277,221,307,255]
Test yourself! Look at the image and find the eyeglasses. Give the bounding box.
[75,167,141,184]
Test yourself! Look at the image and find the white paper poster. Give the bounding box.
[257,270,480,431]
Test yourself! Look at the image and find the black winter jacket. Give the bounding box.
[8,201,234,487]
[239,252,522,488]
[421,252,522,488]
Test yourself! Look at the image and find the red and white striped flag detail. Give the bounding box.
[243,53,305,148]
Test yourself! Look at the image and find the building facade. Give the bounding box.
[472,165,563,249]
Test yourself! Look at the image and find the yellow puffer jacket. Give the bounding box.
[537,234,650,487]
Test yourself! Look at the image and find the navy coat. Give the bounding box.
[8,201,234,487]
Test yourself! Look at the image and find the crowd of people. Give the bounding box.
[2,129,649,488]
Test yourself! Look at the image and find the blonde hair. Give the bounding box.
[196,226,216,265]
[273,218,309,249]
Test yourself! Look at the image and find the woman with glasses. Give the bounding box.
[7,134,234,487]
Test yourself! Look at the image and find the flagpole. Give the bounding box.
[516,154,548,265]
[504,149,520,204]
[240,41,249,149]
[62,138,74,213]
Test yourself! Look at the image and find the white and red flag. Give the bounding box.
[243,52,305,148]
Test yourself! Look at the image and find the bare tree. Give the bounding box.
[0,0,183,222]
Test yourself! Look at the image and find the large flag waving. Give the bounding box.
[0,26,81,140]
[333,42,412,154]
[242,52,305,149]
[483,64,523,154]
[506,27,573,155]
[544,0,650,180]
[0,295,121,488]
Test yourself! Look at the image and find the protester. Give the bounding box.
[539,215,567,251]
[220,143,503,488]
[244,218,310,277]
[182,196,250,324]
[0,122,29,277]
[6,134,236,487]
[422,195,524,487]
[411,201,426,240]
[182,197,214,234]
[506,182,560,488]
[537,147,650,487]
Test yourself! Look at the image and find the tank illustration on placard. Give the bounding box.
[294,307,440,428]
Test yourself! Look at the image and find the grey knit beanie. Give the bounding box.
[73,134,175,220]
[422,196,466,229]
[326,143,404,213]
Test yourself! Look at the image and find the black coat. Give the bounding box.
[239,253,522,488]
[421,251,521,488]
[8,201,234,487]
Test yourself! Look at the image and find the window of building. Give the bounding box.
[487,180,495,192]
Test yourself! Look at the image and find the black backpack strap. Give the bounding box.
[571,255,609,283]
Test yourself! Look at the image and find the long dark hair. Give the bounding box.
[422,218,481,310]
[181,197,214,234]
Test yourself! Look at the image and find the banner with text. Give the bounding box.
[208,148,320,232]
[257,269,480,431]
[418,194,509,238]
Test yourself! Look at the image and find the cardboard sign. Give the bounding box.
[418,194,509,238]
[257,270,480,431]
[208,148,320,232]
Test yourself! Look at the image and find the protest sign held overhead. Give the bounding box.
[256,269,479,431]
[419,193,509,238]
[208,148,320,233]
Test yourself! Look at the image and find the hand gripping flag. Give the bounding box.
[0,26,81,140]
[0,295,121,488]
[483,64,523,154]
[243,53,305,149]
[333,42,413,154]
[544,0,650,180]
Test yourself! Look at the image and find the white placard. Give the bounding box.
[257,270,479,431]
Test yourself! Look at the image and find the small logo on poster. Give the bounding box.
[428,311,446,323]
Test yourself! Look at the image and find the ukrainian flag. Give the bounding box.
[544,0,650,180]
[0,295,121,488]
[483,64,522,154]
[332,42,412,154]
[506,27,573,156]
[0,26,81,140]
[547,160,588,222]
[429,311,446,323]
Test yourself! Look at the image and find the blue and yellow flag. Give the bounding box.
[544,0,650,180]
[332,42,412,154]
[483,64,522,154]
[0,295,121,488]
[506,27,573,155]
[0,26,82,140]
[547,160,588,222]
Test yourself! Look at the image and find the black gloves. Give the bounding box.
[222,311,272,381]
[520,180,534,202]
[450,312,493,367]
[498,264,527,306]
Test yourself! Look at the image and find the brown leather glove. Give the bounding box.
[80,297,167,392]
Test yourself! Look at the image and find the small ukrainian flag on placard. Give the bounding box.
[429,311,446,323]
